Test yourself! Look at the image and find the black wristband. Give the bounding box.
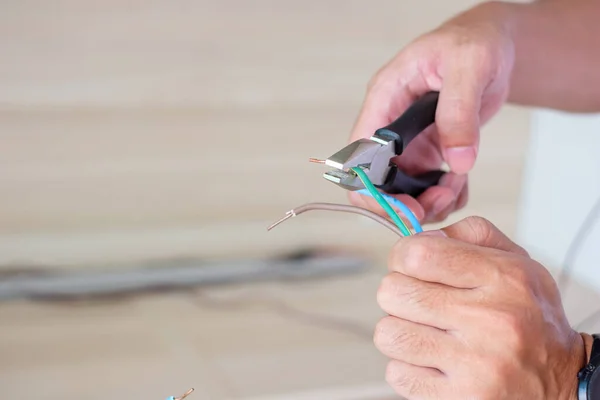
[578,334,600,399]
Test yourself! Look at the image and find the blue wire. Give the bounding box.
[357,189,423,233]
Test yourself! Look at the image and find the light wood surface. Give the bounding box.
[1,1,595,399]
[0,0,524,266]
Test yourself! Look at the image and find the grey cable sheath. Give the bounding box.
[268,202,403,237]
[556,196,600,329]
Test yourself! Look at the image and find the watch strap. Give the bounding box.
[578,334,600,399]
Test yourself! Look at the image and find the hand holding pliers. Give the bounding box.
[319,91,445,198]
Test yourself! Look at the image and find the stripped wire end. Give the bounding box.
[267,210,297,231]
[176,388,194,400]
[308,158,326,164]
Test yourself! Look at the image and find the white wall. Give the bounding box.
[518,109,600,295]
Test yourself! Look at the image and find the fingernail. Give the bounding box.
[444,146,477,174]
[419,229,447,237]
[431,194,454,216]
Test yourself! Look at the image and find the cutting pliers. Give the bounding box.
[320,91,445,198]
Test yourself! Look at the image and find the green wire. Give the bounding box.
[350,167,412,236]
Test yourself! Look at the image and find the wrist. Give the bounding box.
[445,1,523,33]
[567,333,594,400]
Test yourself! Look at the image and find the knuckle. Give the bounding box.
[496,311,528,355]
[386,361,433,398]
[377,273,430,310]
[437,98,476,129]
[366,64,392,92]
[381,317,420,349]
[486,359,514,389]
[463,215,493,233]
[385,361,405,388]
[386,362,418,395]
[449,30,496,71]
[373,316,400,349]
[373,319,386,349]
[376,274,398,307]
[504,265,533,292]
[465,39,494,64]
[463,216,495,243]
[401,237,432,274]
[366,71,383,91]
[535,261,559,289]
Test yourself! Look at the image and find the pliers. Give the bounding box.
[319,91,445,198]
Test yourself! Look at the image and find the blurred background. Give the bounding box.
[1,1,600,399]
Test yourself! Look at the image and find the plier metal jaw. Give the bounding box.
[319,91,446,198]
[322,134,396,190]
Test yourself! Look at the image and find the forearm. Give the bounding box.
[507,0,600,112]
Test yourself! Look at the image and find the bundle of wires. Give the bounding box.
[268,166,422,237]
[350,167,422,235]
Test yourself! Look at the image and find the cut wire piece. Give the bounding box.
[267,203,403,237]
[166,388,194,400]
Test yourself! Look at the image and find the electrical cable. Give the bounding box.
[166,388,194,400]
[555,197,600,331]
[350,167,411,236]
[557,197,600,293]
[357,189,423,233]
[267,202,403,236]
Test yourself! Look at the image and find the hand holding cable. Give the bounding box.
[376,217,588,400]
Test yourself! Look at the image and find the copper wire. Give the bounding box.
[175,388,194,400]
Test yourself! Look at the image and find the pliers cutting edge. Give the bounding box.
[319,91,446,198]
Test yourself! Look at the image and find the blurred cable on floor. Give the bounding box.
[0,250,369,301]
[0,250,376,340]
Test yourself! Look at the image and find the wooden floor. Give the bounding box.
[1,1,597,399]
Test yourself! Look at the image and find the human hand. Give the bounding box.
[374,216,588,400]
[349,1,520,223]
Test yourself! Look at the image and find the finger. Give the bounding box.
[436,52,492,174]
[389,234,494,289]
[348,191,426,224]
[418,187,456,224]
[455,180,469,211]
[374,316,457,370]
[441,216,529,256]
[393,126,444,175]
[416,173,467,223]
[349,68,416,142]
[386,359,446,400]
[377,272,464,330]
[428,197,457,223]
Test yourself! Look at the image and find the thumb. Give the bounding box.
[439,216,529,256]
[436,60,488,174]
